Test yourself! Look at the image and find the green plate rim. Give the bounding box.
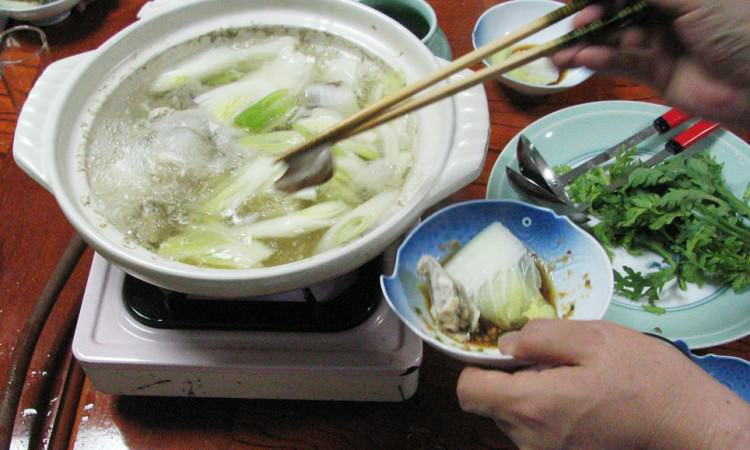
[486,100,750,349]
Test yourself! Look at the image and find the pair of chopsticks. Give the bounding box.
[278,0,650,163]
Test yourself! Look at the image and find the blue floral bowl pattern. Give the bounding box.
[668,340,750,404]
[381,199,613,368]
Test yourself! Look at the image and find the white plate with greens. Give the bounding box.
[487,100,750,349]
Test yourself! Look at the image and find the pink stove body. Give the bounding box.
[73,254,422,401]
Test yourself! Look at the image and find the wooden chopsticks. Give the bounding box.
[278,0,650,162]
[276,0,596,161]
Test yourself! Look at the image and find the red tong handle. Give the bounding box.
[666,120,720,155]
[653,107,691,133]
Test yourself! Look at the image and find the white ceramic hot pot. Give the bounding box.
[14,0,489,297]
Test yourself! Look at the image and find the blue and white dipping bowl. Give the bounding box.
[381,199,613,368]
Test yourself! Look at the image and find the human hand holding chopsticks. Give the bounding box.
[276,0,652,191]
[457,1,750,449]
[552,0,750,129]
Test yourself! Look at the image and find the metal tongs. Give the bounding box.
[507,113,720,221]
[275,0,653,192]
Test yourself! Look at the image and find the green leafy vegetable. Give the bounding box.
[563,149,750,310]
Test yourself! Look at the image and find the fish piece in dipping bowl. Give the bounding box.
[381,199,612,369]
[472,0,594,96]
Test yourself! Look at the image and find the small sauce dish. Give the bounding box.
[0,0,81,26]
[472,0,594,96]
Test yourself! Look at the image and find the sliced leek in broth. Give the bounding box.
[84,27,417,269]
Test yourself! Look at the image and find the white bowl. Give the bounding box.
[472,0,594,96]
[0,0,80,25]
[14,0,490,297]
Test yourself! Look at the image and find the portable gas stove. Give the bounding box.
[72,247,422,402]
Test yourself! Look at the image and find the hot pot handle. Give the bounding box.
[424,58,490,205]
[13,52,95,193]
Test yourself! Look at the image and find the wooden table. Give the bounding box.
[2,1,749,448]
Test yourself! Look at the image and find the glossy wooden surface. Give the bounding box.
[1,1,749,449]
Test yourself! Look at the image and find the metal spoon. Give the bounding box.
[516,109,694,204]
[505,167,589,224]
[516,135,572,204]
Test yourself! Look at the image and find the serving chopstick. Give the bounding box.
[357,1,655,132]
[276,0,651,190]
[276,0,595,160]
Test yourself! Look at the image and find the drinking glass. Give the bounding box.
[0,25,50,113]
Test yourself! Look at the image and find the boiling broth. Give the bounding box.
[85,27,417,269]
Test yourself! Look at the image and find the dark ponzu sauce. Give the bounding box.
[536,259,556,308]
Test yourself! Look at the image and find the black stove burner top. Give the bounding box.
[122,255,389,332]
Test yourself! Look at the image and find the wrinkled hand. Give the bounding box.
[457,320,750,450]
[552,0,750,129]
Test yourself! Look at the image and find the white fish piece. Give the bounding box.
[304,83,359,117]
[417,255,480,333]
[317,53,360,87]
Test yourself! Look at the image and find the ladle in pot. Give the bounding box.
[274,143,334,192]
[516,135,572,204]
[516,107,694,203]
[505,166,589,224]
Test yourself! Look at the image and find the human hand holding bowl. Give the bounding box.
[457,319,750,450]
